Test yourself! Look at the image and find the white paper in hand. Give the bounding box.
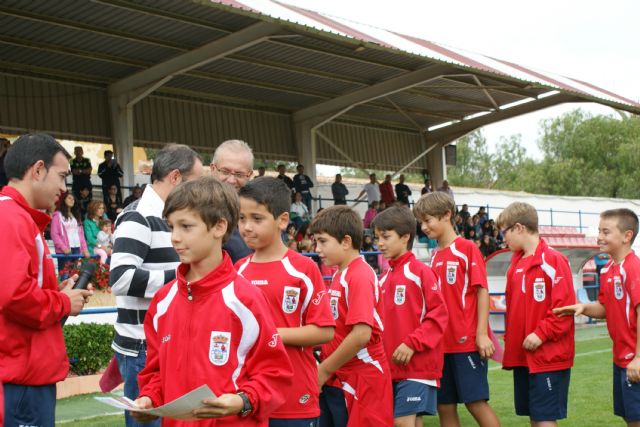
[95,384,217,421]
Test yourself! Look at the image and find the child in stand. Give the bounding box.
[310,205,394,427]
[372,206,448,427]
[497,202,575,426]
[95,219,113,262]
[555,208,640,426]
[235,177,335,427]
[413,192,500,427]
[132,177,293,426]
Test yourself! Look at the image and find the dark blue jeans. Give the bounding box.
[3,383,56,427]
[116,347,160,427]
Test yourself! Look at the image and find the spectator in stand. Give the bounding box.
[84,200,109,263]
[331,173,349,205]
[364,201,379,229]
[454,214,465,236]
[255,165,266,178]
[492,228,504,249]
[482,219,495,239]
[293,164,314,212]
[76,185,92,219]
[298,238,313,253]
[103,184,123,222]
[276,163,294,193]
[479,234,497,258]
[290,191,311,230]
[437,179,454,202]
[395,173,411,205]
[98,150,123,199]
[476,206,488,226]
[51,192,90,272]
[284,223,297,243]
[378,200,387,212]
[356,173,381,205]
[122,184,143,208]
[459,204,471,223]
[421,178,432,195]
[361,233,379,273]
[95,219,114,263]
[379,174,395,206]
[0,137,10,188]
[70,146,92,200]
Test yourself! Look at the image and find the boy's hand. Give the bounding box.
[553,304,585,317]
[392,343,415,366]
[523,332,543,351]
[130,397,158,423]
[476,333,495,359]
[317,364,332,391]
[193,394,243,418]
[627,357,640,383]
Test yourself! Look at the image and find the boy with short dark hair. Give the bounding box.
[555,208,640,426]
[496,202,575,426]
[310,205,394,427]
[133,177,293,426]
[371,206,448,427]
[413,192,500,427]
[235,177,335,427]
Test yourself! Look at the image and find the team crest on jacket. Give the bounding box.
[446,262,458,285]
[614,276,624,300]
[282,286,300,313]
[330,297,339,320]
[209,332,231,366]
[533,278,546,302]
[394,285,406,305]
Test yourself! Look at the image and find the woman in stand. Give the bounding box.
[50,192,90,273]
[103,184,123,222]
[84,199,108,263]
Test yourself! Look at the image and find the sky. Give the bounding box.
[287,0,640,160]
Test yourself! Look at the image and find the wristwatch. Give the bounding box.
[237,391,252,417]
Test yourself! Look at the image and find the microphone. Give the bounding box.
[61,262,96,326]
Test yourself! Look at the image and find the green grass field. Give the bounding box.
[56,325,618,426]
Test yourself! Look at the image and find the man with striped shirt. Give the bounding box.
[110,144,203,427]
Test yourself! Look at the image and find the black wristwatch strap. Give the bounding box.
[237,391,252,417]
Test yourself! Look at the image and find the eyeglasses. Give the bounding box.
[214,166,252,180]
[501,224,516,235]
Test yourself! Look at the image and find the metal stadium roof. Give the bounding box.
[0,0,638,175]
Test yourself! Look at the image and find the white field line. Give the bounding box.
[489,348,611,371]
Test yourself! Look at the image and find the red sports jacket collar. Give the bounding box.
[176,251,237,298]
[388,251,415,270]
[510,237,549,270]
[0,186,51,232]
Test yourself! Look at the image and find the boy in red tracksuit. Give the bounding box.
[133,177,293,426]
[555,209,640,426]
[497,202,575,426]
[371,206,448,427]
[310,205,394,427]
[235,177,335,427]
[413,192,500,427]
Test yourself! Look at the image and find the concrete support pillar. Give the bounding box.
[426,142,446,190]
[109,95,135,189]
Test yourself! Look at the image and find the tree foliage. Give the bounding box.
[447,109,640,198]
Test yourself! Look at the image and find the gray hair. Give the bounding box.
[151,144,201,183]
[212,139,254,169]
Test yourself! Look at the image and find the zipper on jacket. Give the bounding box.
[187,282,193,301]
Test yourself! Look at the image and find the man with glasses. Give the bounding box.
[209,139,253,263]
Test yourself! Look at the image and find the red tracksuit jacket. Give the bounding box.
[380,252,448,381]
[0,187,71,387]
[138,253,293,426]
[502,239,575,373]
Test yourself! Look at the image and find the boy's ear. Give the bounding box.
[340,234,353,250]
[624,229,634,244]
[212,218,228,240]
[277,212,290,231]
